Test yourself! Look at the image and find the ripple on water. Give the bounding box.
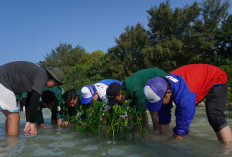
[33,148,64,156]
[107,148,124,156]
[48,141,75,148]
[127,154,142,157]
[190,123,201,127]
[73,155,92,157]
[82,145,98,151]
[196,133,208,137]
[78,138,94,143]
[190,129,199,133]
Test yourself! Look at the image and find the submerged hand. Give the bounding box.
[39,123,45,128]
[29,123,37,135]
[24,122,31,133]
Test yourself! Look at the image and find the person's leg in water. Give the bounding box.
[217,126,232,143]
[206,83,232,144]
[2,110,20,136]
[20,98,26,112]
[150,111,159,129]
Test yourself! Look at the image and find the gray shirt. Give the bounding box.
[0,61,48,94]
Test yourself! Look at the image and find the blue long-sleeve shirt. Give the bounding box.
[158,74,196,135]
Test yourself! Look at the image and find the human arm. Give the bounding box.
[56,105,64,127]
[36,102,45,128]
[159,124,169,135]
[24,90,40,134]
[57,119,62,127]
[173,93,196,139]
[158,102,173,135]
[53,93,63,127]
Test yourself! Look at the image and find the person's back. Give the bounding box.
[124,67,167,87]
[94,79,122,101]
[170,64,227,103]
[97,79,122,86]
[0,61,48,94]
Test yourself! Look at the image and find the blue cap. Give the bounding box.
[144,77,167,112]
[81,85,96,104]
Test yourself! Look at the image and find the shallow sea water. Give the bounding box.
[1,107,232,157]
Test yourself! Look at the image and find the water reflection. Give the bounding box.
[0,136,18,156]
[0,108,232,156]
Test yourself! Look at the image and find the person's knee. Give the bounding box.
[207,113,227,132]
[7,113,20,122]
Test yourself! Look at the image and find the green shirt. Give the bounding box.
[15,92,27,101]
[21,92,27,99]
[36,85,65,124]
[123,67,167,112]
[36,101,46,124]
[15,94,20,101]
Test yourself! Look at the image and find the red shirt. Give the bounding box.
[170,64,227,103]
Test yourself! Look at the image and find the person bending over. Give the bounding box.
[0,61,64,135]
[81,79,122,105]
[36,90,56,128]
[144,64,232,144]
[106,67,167,129]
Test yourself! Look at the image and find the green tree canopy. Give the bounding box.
[39,43,87,72]
[216,14,232,64]
[108,23,151,80]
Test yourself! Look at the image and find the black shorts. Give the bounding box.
[205,83,229,132]
[51,108,57,121]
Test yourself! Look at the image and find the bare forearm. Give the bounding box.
[159,124,169,135]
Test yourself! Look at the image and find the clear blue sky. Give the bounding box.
[0,0,231,65]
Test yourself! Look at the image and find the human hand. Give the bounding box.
[24,122,31,133]
[39,123,45,128]
[29,123,37,135]
[57,119,62,127]
[62,121,69,126]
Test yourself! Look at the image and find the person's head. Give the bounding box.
[106,82,123,106]
[81,85,97,104]
[45,67,65,88]
[41,90,55,109]
[144,77,172,112]
[62,89,78,107]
